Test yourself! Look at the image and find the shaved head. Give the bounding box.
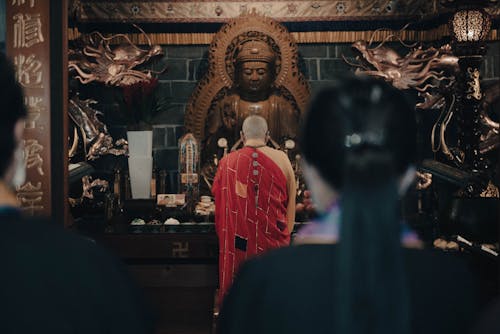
[242,115,268,140]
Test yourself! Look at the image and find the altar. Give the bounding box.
[90,224,218,334]
[1,0,499,333]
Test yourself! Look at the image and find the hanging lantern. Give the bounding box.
[449,7,492,43]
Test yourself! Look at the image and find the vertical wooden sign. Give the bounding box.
[6,0,52,216]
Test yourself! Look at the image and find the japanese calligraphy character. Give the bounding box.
[12,0,35,7]
[24,139,44,176]
[24,96,44,129]
[14,54,43,88]
[13,13,44,48]
[16,181,44,215]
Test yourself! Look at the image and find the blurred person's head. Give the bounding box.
[0,53,27,190]
[300,75,416,211]
[299,75,417,334]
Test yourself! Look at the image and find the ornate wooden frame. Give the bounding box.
[72,0,500,24]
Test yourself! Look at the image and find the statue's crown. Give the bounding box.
[235,40,275,64]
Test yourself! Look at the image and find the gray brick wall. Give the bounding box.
[77,41,500,179]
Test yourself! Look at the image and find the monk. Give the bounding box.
[212,115,296,305]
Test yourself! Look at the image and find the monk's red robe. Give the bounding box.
[212,147,290,305]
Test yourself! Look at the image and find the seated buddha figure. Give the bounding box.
[204,39,300,158]
[184,13,310,192]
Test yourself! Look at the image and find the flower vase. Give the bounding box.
[127,130,153,199]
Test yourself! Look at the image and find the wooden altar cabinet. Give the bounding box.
[91,224,218,334]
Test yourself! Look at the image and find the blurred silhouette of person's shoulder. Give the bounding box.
[0,212,155,334]
[473,297,500,333]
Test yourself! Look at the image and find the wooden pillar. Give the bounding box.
[6,0,68,224]
[50,0,69,226]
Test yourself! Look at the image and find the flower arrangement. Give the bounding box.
[121,77,161,130]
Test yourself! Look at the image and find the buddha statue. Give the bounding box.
[184,12,310,190]
[204,39,299,157]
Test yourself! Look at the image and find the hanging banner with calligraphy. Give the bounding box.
[7,0,52,216]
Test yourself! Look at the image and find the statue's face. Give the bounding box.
[236,61,273,96]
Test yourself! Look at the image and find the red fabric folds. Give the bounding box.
[212,147,290,304]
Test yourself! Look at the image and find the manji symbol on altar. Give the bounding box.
[24,139,44,176]
[16,181,44,215]
[172,242,190,258]
[14,54,43,88]
[13,13,44,48]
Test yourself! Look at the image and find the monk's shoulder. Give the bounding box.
[275,148,290,162]
[268,148,293,171]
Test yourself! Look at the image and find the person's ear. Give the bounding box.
[240,131,245,144]
[265,131,270,143]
